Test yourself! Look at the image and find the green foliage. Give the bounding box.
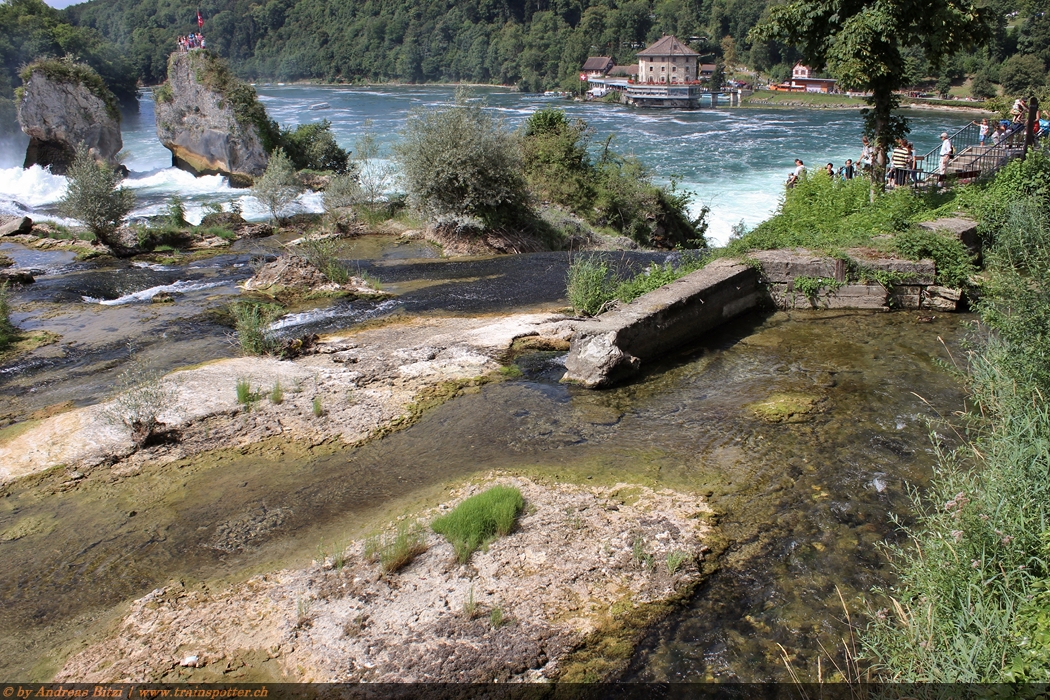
[365,523,428,573]
[394,92,527,228]
[58,144,136,249]
[521,108,707,248]
[20,58,120,120]
[431,486,524,563]
[0,282,17,351]
[792,275,843,301]
[970,71,997,100]
[101,356,178,446]
[726,173,937,255]
[323,173,360,212]
[230,300,283,355]
[1000,54,1047,97]
[164,195,188,228]
[0,0,136,104]
[280,120,352,174]
[152,82,173,104]
[294,237,349,284]
[666,550,690,575]
[566,255,613,316]
[269,380,284,404]
[251,147,303,224]
[311,396,324,417]
[351,124,396,220]
[489,606,507,628]
[610,253,709,303]
[750,0,992,178]
[863,157,1050,683]
[893,228,975,288]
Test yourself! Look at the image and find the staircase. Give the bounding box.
[910,120,1026,187]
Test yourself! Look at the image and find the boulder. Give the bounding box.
[154,52,271,187]
[0,217,33,237]
[17,62,123,175]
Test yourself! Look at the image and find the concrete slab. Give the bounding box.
[563,259,763,388]
[748,248,844,283]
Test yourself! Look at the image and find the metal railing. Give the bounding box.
[893,120,1027,188]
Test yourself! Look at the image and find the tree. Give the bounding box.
[393,90,527,227]
[59,144,135,249]
[721,35,739,69]
[352,122,397,217]
[1000,54,1047,97]
[750,0,992,185]
[971,70,997,100]
[936,74,953,99]
[251,148,303,225]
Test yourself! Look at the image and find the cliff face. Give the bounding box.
[17,62,123,175]
[154,52,271,187]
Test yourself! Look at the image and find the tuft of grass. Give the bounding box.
[431,486,524,563]
[230,300,283,356]
[666,550,690,575]
[364,523,428,573]
[236,377,260,406]
[462,585,478,619]
[295,237,349,284]
[311,396,325,417]
[489,605,507,628]
[566,254,613,316]
[269,381,284,404]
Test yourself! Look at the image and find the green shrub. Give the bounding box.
[294,237,348,284]
[520,108,707,248]
[611,252,709,304]
[251,148,303,225]
[269,381,284,404]
[164,195,188,228]
[312,396,324,417]
[322,173,360,212]
[431,486,524,563]
[59,145,136,249]
[230,300,283,355]
[235,377,259,405]
[0,282,17,350]
[152,82,173,104]
[893,228,975,288]
[566,255,613,316]
[394,90,528,228]
[281,119,352,174]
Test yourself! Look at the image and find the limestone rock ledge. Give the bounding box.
[17,62,123,174]
[154,51,270,187]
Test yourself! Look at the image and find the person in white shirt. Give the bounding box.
[786,158,805,187]
[939,133,953,175]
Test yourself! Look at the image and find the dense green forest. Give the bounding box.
[0,0,1047,102]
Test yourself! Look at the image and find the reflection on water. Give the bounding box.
[0,309,968,681]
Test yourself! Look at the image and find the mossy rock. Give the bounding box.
[747,392,823,423]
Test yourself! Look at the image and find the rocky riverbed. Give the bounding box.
[55,476,712,682]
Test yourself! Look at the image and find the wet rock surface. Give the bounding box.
[55,476,710,682]
[243,255,381,297]
[17,67,123,174]
[154,52,269,185]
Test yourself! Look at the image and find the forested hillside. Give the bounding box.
[0,0,1047,98]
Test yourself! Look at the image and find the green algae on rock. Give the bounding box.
[747,392,824,423]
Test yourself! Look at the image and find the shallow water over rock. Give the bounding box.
[0,304,968,680]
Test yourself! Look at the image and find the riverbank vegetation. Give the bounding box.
[431,485,524,563]
[59,145,136,251]
[861,152,1050,681]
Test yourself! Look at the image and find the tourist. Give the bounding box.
[938,132,953,175]
[891,138,910,186]
[906,140,918,184]
[974,118,989,145]
[786,159,805,188]
[859,136,872,171]
[824,162,835,178]
[1011,97,1027,123]
[839,159,855,180]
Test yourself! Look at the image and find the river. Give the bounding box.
[0,88,973,682]
[0,86,974,245]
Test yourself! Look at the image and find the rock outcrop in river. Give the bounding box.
[154,51,274,187]
[17,60,123,175]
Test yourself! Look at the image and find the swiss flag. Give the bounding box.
[197,9,204,28]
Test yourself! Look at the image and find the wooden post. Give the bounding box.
[1024,96,1039,159]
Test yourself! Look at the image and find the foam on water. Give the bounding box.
[0,165,68,209]
[82,279,225,305]
[270,298,401,331]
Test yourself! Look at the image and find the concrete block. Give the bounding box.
[847,251,936,285]
[564,259,763,388]
[749,248,844,283]
[919,217,980,255]
[823,284,888,310]
[924,285,962,311]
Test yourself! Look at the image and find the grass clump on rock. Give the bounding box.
[365,523,428,573]
[432,485,524,563]
[230,300,283,356]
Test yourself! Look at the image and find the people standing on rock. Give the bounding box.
[786,159,805,188]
